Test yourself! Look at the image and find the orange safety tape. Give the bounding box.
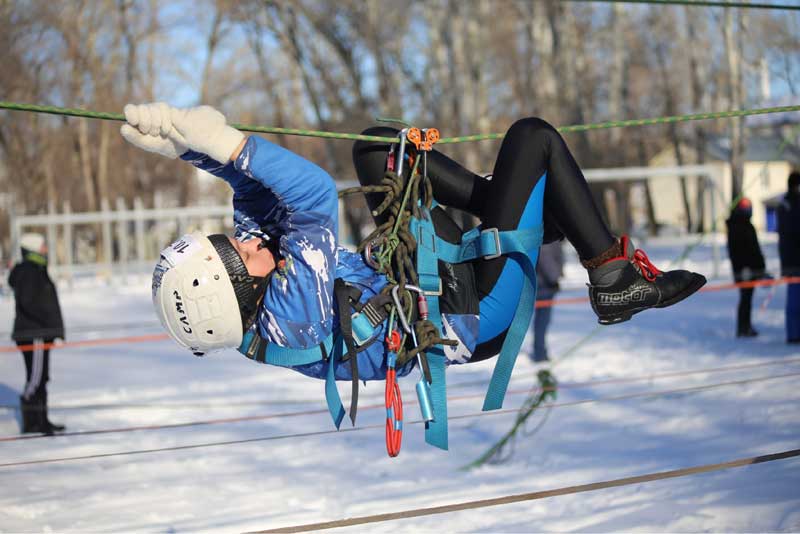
[2,277,799,353]
[0,333,168,353]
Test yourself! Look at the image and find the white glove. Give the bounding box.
[120,103,187,159]
[168,105,245,164]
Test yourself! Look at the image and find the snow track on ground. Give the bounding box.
[0,240,797,532]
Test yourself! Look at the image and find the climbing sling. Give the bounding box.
[237,127,544,455]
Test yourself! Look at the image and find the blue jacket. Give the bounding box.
[183,136,478,380]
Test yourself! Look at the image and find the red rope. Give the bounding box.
[385,367,403,457]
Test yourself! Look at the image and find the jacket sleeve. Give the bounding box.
[232,137,338,348]
[183,138,340,349]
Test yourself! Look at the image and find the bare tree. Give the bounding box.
[686,7,710,231]
[723,7,747,201]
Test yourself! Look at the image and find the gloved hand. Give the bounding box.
[120,103,245,163]
[120,103,188,159]
[168,105,245,164]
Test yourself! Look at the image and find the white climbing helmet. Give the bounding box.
[152,232,267,355]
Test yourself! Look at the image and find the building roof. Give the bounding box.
[705,134,800,165]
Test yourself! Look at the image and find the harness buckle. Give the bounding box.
[482,227,502,260]
[351,311,379,346]
[422,278,443,297]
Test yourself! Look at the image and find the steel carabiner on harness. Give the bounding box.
[391,284,435,423]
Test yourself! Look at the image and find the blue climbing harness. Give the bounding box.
[237,127,544,453]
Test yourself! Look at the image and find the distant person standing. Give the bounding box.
[726,198,769,338]
[531,241,565,362]
[8,233,66,434]
[777,172,800,344]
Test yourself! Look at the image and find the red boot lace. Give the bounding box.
[632,248,662,282]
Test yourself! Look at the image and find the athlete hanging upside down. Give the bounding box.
[121,103,706,382]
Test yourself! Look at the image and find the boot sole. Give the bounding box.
[597,274,707,325]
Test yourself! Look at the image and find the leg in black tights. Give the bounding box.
[352,118,616,359]
[352,119,614,292]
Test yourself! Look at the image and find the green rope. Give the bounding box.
[0,101,394,143]
[1,101,798,144]
[437,105,800,144]
[564,0,800,10]
[463,369,558,469]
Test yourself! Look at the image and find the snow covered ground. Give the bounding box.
[0,238,798,533]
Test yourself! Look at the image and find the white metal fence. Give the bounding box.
[9,198,234,280]
[6,165,724,281]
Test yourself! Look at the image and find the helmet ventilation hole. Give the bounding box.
[207,329,214,335]
[193,279,199,287]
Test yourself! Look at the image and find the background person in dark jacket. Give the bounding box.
[530,241,565,362]
[777,172,800,343]
[8,233,66,434]
[726,198,769,338]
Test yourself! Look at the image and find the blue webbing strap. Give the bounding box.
[237,331,345,427]
[415,217,544,412]
[237,330,333,368]
[325,335,346,428]
[481,248,539,410]
[432,226,543,264]
[413,211,449,450]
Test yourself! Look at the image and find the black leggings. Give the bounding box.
[737,287,754,332]
[18,339,50,402]
[352,118,614,359]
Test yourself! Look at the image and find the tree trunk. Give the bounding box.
[686,8,708,232]
[723,8,746,201]
[655,41,693,231]
[553,2,592,162]
[608,4,626,149]
[77,119,97,213]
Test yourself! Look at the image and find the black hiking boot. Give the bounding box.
[40,393,65,434]
[737,327,759,338]
[587,236,706,325]
[19,396,47,434]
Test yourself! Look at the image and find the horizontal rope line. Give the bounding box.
[3,276,797,354]
[437,106,800,143]
[565,0,800,10]
[1,371,796,468]
[253,448,800,533]
[4,354,795,415]
[1,101,798,144]
[3,356,797,442]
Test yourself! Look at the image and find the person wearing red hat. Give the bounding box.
[726,198,769,337]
